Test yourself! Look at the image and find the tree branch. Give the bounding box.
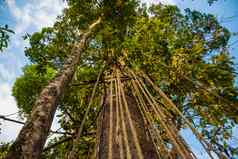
[0,115,24,124]
[43,137,72,152]
[0,115,72,136]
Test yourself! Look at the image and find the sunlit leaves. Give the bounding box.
[12,65,56,115]
[122,3,237,157]
[0,142,11,158]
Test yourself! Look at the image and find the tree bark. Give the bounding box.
[97,89,159,159]
[5,17,101,159]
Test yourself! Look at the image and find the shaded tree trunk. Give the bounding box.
[96,89,159,159]
[5,17,101,159]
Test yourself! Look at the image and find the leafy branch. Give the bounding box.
[0,25,14,52]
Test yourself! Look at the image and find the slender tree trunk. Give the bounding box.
[97,85,159,159]
[5,17,101,159]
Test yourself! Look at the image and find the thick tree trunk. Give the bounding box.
[96,89,159,159]
[5,18,101,159]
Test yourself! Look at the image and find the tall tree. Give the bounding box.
[5,15,101,159]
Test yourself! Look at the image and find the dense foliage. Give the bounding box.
[12,65,56,115]
[2,0,237,158]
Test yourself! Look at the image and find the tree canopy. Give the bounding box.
[1,0,238,158]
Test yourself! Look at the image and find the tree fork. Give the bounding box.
[5,17,101,159]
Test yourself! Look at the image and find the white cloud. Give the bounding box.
[6,0,67,34]
[0,83,22,142]
[0,64,16,82]
[0,83,15,109]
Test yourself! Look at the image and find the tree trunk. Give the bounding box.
[5,17,101,159]
[96,88,159,159]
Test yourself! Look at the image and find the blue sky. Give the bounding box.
[0,0,237,158]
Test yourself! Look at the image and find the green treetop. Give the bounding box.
[9,1,238,158]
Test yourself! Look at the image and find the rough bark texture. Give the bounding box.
[5,18,101,159]
[97,92,159,159]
